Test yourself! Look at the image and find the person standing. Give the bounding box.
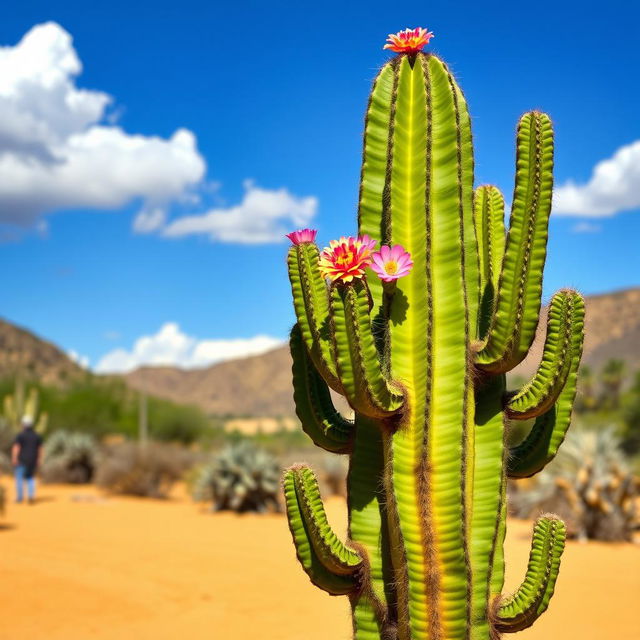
[11,416,43,504]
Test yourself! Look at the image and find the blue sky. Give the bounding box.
[0,0,639,372]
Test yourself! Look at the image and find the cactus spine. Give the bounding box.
[284,48,584,640]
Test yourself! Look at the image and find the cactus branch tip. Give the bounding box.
[286,228,318,245]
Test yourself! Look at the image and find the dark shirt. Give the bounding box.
[15,428,42,469]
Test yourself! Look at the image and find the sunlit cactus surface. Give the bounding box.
[283,27,584,640]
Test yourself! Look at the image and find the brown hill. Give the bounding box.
[124,287,640,417]
[124,347,294,417]
[0,318,84,386]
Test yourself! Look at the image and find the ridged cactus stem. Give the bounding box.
[284,36,583,640]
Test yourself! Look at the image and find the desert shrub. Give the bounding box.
[95,441,193,498]
[41,430,99,484]
[192,442,280,513]
[145,399,209,444]
[510,428,639,541]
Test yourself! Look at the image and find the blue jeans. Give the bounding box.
[15,465,36,502]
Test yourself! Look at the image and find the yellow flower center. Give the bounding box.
[336,250,355,267]
[385,260,398,275]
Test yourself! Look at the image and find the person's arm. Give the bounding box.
[11,442,20,467]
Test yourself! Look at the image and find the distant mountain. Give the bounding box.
[1,287,637,416]
[0,318,84,386]
[125,287,640,416]
[124,347,294,417]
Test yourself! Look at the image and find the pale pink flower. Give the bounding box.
[286,228,318,245]
[370,245,413,282]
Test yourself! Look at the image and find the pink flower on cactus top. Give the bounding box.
[318,235,377,283]
[370,244,413,282]
[286,228,318,245]
[384,27,434,53]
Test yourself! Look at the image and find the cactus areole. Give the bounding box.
[284,28,584,640]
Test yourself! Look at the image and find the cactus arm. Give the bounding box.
[507,397,574,479]
[292,466,363,574]
[473,185,506,340]
[506,290,585,420]
[330,280,403,418]
[283,467,360,595]
[494,516,566,633]
[290,324,354,453]
[477,112,554,373]
[507,294,584,479]
[288,243,341,391]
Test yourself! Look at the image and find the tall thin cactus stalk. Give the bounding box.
[283,29,584,640]
[3,379,48,434]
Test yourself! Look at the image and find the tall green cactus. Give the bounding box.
[284,31,584,640]
[3,379,48,434]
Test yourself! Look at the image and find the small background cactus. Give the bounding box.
[3,380,48,434]
[192,442,281,513]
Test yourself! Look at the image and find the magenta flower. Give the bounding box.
[370,244,413,282]
[286,228,318,245]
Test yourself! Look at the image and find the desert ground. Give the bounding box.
[0,482,638,640]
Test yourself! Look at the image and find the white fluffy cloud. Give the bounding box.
[158,180,318,243]
[554,140,640,217]
[94,322,283,374]
[0,22,205,226]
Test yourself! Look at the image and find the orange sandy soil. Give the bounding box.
[0,482,638,640]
